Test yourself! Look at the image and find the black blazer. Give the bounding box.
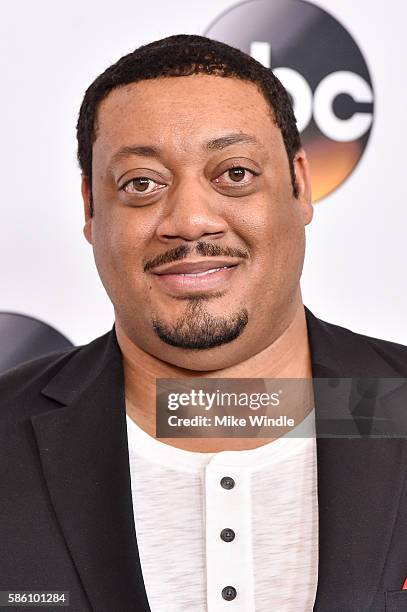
[2,307,407,612]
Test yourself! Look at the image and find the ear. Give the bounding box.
[293,148,313,226]
[81,174,93,244]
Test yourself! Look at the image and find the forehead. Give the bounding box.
[94,75,282,157]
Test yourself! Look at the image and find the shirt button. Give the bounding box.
[220,528,236,542]
[222,586,237,601]
[220,476,235,490]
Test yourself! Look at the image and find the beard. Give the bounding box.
[151,297,248,350]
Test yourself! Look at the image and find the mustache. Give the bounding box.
[143,241,249,273]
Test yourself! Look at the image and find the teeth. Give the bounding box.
[180,266,228,277]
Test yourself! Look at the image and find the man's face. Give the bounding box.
[83,74,313,370]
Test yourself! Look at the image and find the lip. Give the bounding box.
[151,260,240,295]
[152,259,240,275]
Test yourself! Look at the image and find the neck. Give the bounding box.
[116,301,312,452]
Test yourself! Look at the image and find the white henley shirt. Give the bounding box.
[126,409,318,611]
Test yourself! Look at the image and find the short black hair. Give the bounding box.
[77,34,301,213]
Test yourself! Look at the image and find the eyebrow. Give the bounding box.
[204,132,261,151]
[109,145,159,168]
[108,132,262,169]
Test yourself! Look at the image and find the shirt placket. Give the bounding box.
[205,458,255,611]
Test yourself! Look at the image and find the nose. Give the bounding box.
[155,175,228,243]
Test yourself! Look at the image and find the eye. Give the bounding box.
[214,166,257,187]
[120,177,166,195]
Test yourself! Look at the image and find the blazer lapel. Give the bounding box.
[31,330,151,612]
[305,309,407,609]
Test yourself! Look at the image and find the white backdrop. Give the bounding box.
[1,0,406,346]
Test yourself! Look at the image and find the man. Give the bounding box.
[1,35,407,612]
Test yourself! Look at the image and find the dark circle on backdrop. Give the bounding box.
[204,0,374,202]
[0,312,74,374]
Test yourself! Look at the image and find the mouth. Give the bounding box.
[151,259,241,295]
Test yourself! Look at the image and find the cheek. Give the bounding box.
[93,204,154,261]
[231,188,301,248]
[91,212,150,300]
[231,192,305,283]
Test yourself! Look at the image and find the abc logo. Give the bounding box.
[205,0,374,202]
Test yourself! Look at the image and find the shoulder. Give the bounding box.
[0,330,113,422]
[311,311,407,376]
[351,329,407,375]
[330,318,407,357]
[0,348,80,417]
